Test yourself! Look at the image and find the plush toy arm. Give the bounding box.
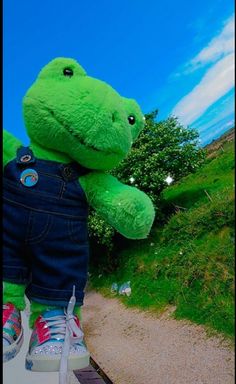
[79,172,155,239]
[3,129,22,168]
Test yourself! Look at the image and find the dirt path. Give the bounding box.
[82,291,234,384]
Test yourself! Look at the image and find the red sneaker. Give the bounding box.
[25,308,89,372]
[3,303,24,362]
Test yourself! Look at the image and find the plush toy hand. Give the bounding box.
[80,172,155,239]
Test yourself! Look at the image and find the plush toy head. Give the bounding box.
[23,58,145,170]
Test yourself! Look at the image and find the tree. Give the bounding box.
[113,110,205,210]
[88,110,206,251]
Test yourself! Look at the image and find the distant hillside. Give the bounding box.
[204,127,235,159]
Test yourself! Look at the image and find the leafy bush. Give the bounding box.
[113,110,205,211]
[88,209,115,250]
[88,110,206,252]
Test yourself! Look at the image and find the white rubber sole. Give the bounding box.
[25,351,90,372]
[3,329,24,363]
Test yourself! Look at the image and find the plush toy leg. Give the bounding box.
[3,281,26,311]
[29,301,82,329]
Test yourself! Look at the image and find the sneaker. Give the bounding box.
[25,308,90,372]
[3,303,24,362]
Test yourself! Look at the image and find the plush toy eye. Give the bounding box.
[128,115,136,125]
[63,68,74,77]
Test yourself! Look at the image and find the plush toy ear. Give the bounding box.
[37,57,86,80]
[122,97,145,141]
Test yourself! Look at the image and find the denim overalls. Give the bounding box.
[3,146,90,307]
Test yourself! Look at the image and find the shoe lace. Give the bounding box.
[3,304,9,310]
[40,286,82,384]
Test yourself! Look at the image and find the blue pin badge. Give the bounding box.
[20,168,39,187]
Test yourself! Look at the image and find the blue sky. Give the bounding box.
[3,0,235,146]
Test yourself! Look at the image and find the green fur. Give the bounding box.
[23,58,144,171]
[29,301,82,329]
[3,282,26,311]
[3,57,155,320]
[80,172,155,239]
[3,130,22,167]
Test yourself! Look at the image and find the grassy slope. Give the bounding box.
[91,140,235,339]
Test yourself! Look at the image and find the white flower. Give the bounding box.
[165,175,174,185]
[130,177,135,184]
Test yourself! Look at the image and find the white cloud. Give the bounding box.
[193,91,235,133]
[224,119,235,127]
[171,14,235,126]
[197,110,234,137]
[185,15,234,73]
[201,118,235,145]
[172,53,235,125]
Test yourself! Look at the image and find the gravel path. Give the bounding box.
[83,291,234,384]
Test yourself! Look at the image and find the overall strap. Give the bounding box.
[59,162,90,181]
[16,146,90,181]
[16,146,36,166]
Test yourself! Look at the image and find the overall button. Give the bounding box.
[64,166,72,177]
[20,154,32,163]
[20,169,39,187]
[61,165,74,180]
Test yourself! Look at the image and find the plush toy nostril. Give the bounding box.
[111,111,120,123]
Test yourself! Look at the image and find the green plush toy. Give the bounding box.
[3,58,155,372]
